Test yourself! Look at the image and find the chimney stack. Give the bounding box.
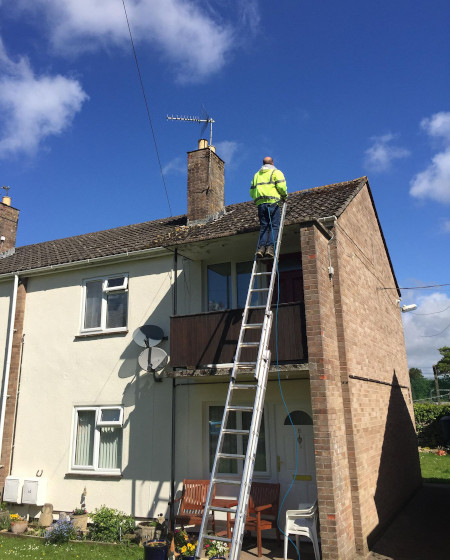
[0,189,19,253]
[187,140,225,225]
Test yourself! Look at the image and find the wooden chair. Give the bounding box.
[173,479,216,530]
[226,482,281,557]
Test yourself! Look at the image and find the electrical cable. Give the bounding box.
[411,305,450,316]
[267,205,301,560]
[121,0,173,216]
[379,283,450,290]
[420,324,450,338]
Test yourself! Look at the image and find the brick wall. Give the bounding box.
[301,222,356,560]
[0,279,27,490]
[330,185,421,554]
[0,202,19,252]
[187,148,225,224]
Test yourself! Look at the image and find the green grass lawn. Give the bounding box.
[0,535,143,559]
[419,451,450,483]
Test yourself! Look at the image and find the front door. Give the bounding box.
[275,406,317,515]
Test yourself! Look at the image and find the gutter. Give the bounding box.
[0,274,18,457]
[0,246,170,282]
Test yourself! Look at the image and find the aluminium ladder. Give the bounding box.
[195,201,287,560]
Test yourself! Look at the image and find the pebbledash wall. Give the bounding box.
[0,253,199,518]
[301,184,421,559]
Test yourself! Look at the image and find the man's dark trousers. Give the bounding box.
[257,203,281,249]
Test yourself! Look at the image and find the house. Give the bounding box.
[0,142,421,559]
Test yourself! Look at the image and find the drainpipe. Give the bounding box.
[169,249,178,529]
[0,274,19,458]
[318,215,337,279]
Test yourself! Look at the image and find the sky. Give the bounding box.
[0,0,449,377]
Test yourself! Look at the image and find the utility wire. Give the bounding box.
[411,305,450,316]
[421,324,450,338]
[379,283,450,290]
[121,0,172,216]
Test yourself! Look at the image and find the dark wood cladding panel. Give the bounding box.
[170,302,306,368]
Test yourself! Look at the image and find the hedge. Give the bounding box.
[414,403,450,447]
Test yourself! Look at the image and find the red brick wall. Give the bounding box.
[0,202,19,252]
[0,280,27,491]
[330,185,421,554]
[301,222,356,560]
[187,148,225,223]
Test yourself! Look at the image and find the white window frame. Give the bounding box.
[204,260,255,312]
[71,406,124,474]
[206,403,270,477]
[80,274,128,333]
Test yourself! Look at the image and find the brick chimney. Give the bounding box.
[0,193,19,253]
[187,140,225,225]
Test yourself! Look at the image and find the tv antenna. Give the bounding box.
[167,107,215,146]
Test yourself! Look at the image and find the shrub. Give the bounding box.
[89,506,135,543]
[45,519,77,544]
[414,403,450,447]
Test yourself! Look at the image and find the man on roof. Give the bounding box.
[250,156,287,258]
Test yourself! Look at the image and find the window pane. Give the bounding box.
[75,411,95,466]
[208,263,231,311]
[237,262,253,308]
[106,292,127,329]
[98,427,122,469]
[84,281,102,328]
[209,406,237,473]
[107,277,126,289]
[100,408,121,423]
[242,411,266,472]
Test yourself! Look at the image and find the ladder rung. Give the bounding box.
[231,384,257,390]
[242,323,263,329]
[254,272,271,276]
[239,342,259,348]
[235,361,256,366]
[201,534,231,543]
[222,429,250,435]
[227,406,253,412]
[218,452,246,460]
[213,478,243,485]
[247,305,266,309]
[210,505,237,513]
[250,287,269,292]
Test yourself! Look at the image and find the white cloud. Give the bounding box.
[364,133,410,172]
[16,0,244,83]
[163,156,185,176]
[402,291,450,375]
[410,111,450,204]
[215,140,239,166]
[443,220,450,233]
[0,40,88,157]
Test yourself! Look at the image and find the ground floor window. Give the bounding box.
[208,405,267,475]
[72,407,123,472]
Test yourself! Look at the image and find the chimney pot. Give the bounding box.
[2,196,11,206]
[198,139,208,150]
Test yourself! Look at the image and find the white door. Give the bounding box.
[275,406,317,516]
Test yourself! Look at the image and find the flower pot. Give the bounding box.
[136,522,157,543]
[10,520,28,534]
[144,540,168,560]
[70,513,89,532]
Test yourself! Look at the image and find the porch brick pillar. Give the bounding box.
[300,223,356,560]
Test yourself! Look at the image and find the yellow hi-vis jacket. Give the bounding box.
[250,165,287,206]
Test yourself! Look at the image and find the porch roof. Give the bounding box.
[0,177,365,275]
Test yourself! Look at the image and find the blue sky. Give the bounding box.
[1,0,449,376]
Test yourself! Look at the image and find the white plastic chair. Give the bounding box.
[284,501,320,560]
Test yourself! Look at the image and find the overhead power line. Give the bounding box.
[121,0,172,216]
[379,282,450,291]
[412,305,450,316]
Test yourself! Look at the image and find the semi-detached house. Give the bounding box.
[0,142,421,559]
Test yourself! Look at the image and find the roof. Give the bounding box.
[0,177,366,275]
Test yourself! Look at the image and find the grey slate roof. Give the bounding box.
[0,177,366,275]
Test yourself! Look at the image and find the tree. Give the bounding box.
[435,346,450,376]
[409,368,432,401]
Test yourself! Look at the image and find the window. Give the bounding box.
[208,405,267,475]
[72,407,123,472]
[207,261,253,311]
[82,275,128,332]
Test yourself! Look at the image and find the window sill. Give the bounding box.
[74,330,128,339]
[65,471,122,479]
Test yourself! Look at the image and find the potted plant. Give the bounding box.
[10,513,28,534]
[204,537,229,559]
[70,507,89,532]
[174,529,197,560]
[143,539,169,560]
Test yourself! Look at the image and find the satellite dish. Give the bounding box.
[138,347,169,373]
[133,325,164,348]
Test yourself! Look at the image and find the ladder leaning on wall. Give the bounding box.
[195,201,288,560]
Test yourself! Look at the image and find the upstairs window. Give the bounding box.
[82,275,128,333]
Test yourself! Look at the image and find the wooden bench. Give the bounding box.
[226,482,281,557]
[173,479,216,530]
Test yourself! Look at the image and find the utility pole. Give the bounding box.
[432,364,441,404]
